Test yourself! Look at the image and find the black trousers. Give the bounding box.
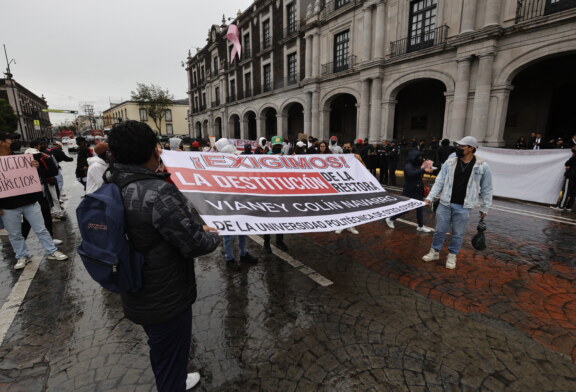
[143,307,192,392]
[263,234,284,243]
[22,197,53,239]
[388,162,398,186]
[379,163,388,184]
[558,178,575,209]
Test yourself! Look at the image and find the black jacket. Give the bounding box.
[111,164,221,326]
[565,155,576,179]
[51,148,74,164]
[402,150,426,200]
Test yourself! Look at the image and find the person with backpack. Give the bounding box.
[104,121,220,391]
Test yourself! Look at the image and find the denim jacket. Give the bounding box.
[426,156,493,213]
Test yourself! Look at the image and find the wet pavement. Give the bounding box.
[0,155,575,391]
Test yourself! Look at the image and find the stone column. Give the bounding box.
[373,1,386,59]
[305,35,313,78]
[483,0,502,27]
[257,115,265,138]
[311,90,320,137]
[460,0,478,33]
[276,114,287,138]
[241,119,248,140]
[319,109,331,140]
[362,5,373,62]
[449,56,472,141]
[380,100,397,141]
[312,32,321,77]
[486,85,513,147]
[369,77,382,142]
[470,53,495,143]
[358,79,371,140]
[221,110,229,138]
[304,91,312,135]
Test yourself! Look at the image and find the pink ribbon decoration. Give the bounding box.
[226,24,241,63]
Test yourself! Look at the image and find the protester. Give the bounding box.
[366,143,378,177]
[281,138,291,155]
[242,143,252,154]
[75,136,92,190]
[334,143,364,235]
[50,141,74,201]
[169,137,183,151]
[0,132,68,270]
[551,145,576,211]
[377,140,389,185]
[107,120,220,391]
[515,137,527,150]
[190,141,201,151]
[568,134,576,149]
[263,136,289,252]
[293,140,307,155]
[437,138,455,166]
[387,140,400,186]
[385,150,433,232]
[422,136,493,269]
[328,136,343,154]
[318,141,332,154]
[28,140,64,220]
[532,132,546,150]
[86,142,110,194]
[254,137,269,154]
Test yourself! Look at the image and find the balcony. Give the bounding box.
[321,56,357,76]
[321,0,357,20]
[516,0,576,22]
[275,74,300,89]
[263,83,273,93]
[258,36,273,53]
[211,99,221,107]
[244,88,252,98]
[282,21,300,40]
[390,25,448,57]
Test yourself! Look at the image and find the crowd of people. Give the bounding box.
[515,132,576,150]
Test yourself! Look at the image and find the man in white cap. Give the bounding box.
[422,136,493,269]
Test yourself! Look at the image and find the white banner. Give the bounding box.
[160,151,424,235]
[475,147,571,204]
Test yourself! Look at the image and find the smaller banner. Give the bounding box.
[0,154,42,198]
[228,138,271,151]
[161,151,423,235]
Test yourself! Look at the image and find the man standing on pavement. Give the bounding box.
[0,132,68,270]
[50,141,73,201]
[75,136,92,190]
[422,136,493,269]
[107,121,221,391]
[387,140,400,186]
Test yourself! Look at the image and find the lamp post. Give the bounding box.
[3,44,25,140]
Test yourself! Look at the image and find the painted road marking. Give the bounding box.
[0,256,41,346]
[249,235,334,287]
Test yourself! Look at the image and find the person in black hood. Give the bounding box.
[242,143,252,154]
[385,150,434,232]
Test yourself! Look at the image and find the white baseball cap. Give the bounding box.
[454,136,478,149]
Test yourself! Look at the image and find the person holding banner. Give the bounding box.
[551,145,576,211]
[422,136,493,270]
[263,136,289,253]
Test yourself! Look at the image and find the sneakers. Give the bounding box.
[422,248,440,262]
[14,256,30,270]
[226,259,240,271]
[347,227,359,234]
[53,239,63,245]
[186,372,200,390]
[334,229,343,234]
[240,253,258,264]
[385,218,395,229]
[550,206,561,210]
[446,254,457,269]
[416,226,432,233]
[0,228,8,236]
[47,251,68,260]
[276,241,289,252]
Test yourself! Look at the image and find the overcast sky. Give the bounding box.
[1,0,254,125]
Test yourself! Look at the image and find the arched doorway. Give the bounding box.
[214,117,222,139]
[202,120,209,138]
[327,94,357,144]
[504,53,576,147]
[393,79,446,142]
[195,121,202,138]
[229,114,241,139]
[262,107,277,139]
[285,102,304,141]
[244,111,257,140]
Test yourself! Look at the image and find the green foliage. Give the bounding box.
[131,83,174,133]
[0,98,18,133]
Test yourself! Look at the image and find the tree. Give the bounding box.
[0,98,18,133]
[130,83,175,134]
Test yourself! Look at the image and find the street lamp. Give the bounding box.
[3,44,25,140]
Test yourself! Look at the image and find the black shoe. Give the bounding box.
[226,259,240,271]
[263,240,272,254]
[276,241,288,252]
[240,253,258,264]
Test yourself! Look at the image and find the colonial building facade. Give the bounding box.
[187,0,576,147]
[0,75,51,141]
[103,101,189,136]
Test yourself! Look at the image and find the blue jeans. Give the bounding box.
[222,235,247,260]
[56,170,64,197]
[2,202,57,259]
[431,203,471,255]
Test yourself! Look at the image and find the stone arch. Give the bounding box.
[257,103,279,118]
[214,117,222,139]
[384,70,455,101]
[228,114,241,139]
[279,97,306,116]
[321,87,360,111]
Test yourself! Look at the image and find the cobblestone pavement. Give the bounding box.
[0,157,575,391]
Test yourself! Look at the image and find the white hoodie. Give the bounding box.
[86,156,109,194]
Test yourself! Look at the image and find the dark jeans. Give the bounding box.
[557,178,575,209]
[143,307,192,392]
[263,234,284,243]
[391,206,424,227]
[22,197,53,239]
[379,163,388,184]
[388,162,398,186]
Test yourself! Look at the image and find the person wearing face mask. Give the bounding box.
[328,136,342,154]
[86,142,111,194]
[254,137,269,154]
[422,136,493,270]
[263,136,289,252]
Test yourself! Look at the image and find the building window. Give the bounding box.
[192,71,197,85]
[230,79,236,100]
[139,108,147,121]
[287,3,297,34]
[166,124,173,135]
[244,72,252,96]
[335,0,350,9]
[200,65,205,80]
[243,34,251,57]
[408,0,437,52]
[202,92,206,108]
[263,64,272,91]
[263,20,271,48]
[213,57,219,73]
[333,30,350,72]
[215,86,220,105]
[165,109,172,122]
[287,53,297,83]
[545,0,576,15]
[194,96,199,110]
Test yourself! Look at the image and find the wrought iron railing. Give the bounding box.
[226,94,236,103]
[275,74,300,89]
[282,21,300,39]
[390,25,448,57]
[321,0,356,20]
[321,56,356,75]
[263,83,273,92]
[211,99,221,107]
[515,0,576,23]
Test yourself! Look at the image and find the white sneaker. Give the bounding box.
[347,227,359,234]
[53,239,63,245]
[0,228,8,236]
[47,251,68,260]
[334,229,343,234]
[14,256,30,270]
[186,372,200,390]
[550,206,560,210]
[446,254,457,269]
[416,226,432,233]
[385,218,395,229]
[422,248,440,262]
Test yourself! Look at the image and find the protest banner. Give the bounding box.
[0,154,42,198]
[161,151,423,235]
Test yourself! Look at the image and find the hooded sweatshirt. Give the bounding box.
[329,137,343,154]
[86,156,109,194]
[169,137,182,151]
